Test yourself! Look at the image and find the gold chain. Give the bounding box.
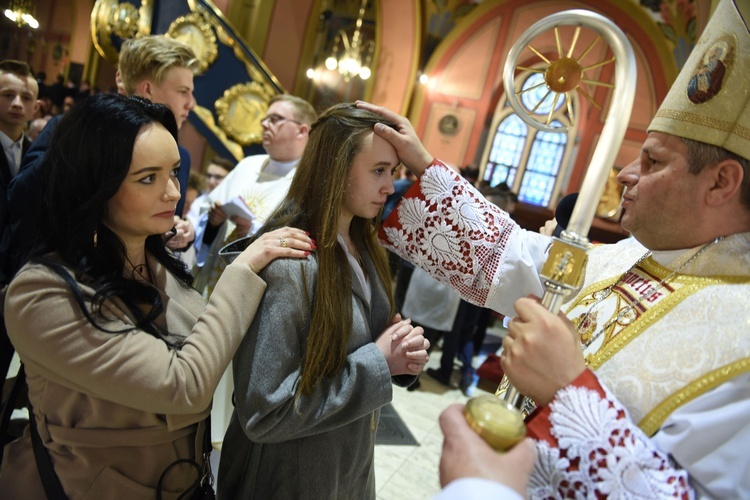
[576,236,724,349]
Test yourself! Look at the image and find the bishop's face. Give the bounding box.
[617,132,712,251]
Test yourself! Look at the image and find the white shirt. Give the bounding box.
[0,130,24,176]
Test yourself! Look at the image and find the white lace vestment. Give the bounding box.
[380,161,750,498]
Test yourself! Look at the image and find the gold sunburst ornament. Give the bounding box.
[166,10,218,75]
[512,25,617,129]
[91,0,153,65]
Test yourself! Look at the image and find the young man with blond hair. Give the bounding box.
[118,36,199,249]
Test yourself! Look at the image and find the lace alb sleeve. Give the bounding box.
[379,160,548,313]
[527,369,693,499]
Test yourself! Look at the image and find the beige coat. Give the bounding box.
[0,256,265,499]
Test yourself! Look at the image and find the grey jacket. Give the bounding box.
[218,252,412,499]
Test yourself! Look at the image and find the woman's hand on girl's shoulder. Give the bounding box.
[234,227,316,274]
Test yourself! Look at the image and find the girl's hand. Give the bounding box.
[375,320,429,376]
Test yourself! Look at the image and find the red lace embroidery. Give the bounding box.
[527,370,693,499]
[379,160,516,307]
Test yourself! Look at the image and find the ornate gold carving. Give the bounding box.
[91,0,152,65]
[541,240,588,289]
[111,2,140,38]
[192,105,244,162]
[215,82,275,146]
[166,11,218,75]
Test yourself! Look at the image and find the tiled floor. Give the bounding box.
[374,329,506,499]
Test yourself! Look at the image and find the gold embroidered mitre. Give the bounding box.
[648,0,750,162]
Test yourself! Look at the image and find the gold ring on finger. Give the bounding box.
[280,237,287,248]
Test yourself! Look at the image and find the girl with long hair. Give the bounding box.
[217,103,430,498]
[0,93,314,498]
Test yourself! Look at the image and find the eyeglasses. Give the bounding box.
[260,113,302,127]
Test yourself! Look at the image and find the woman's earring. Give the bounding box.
[93,230,98,247]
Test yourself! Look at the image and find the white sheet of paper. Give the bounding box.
[221,196,255,221]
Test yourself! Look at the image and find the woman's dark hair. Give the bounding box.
[34,92,192,346]
[258,103,397,395]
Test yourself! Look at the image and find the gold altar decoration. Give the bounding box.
[91,0,153,65]
[166,10,218,75]
[215,82,275,146]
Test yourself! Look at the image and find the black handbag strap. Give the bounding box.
[28,396,68,500]
[156,416,214,500]
[24,377,211,500]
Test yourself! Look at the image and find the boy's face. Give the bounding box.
[143,66,195,129]
[0,71,39,137]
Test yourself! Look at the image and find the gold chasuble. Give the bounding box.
[565,234,750,434]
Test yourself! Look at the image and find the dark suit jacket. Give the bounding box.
[0,135,31,240]
[0,116,59,286]
[0,134,31,381]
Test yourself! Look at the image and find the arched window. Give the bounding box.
[486,114,526,188]
[480,71,577,208]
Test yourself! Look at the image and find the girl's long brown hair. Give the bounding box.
[258,103,397,395]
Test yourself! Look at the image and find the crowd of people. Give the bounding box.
[1,0,748,497]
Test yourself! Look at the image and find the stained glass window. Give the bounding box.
[519,120,567,206]
[484,114,526,187]
[521,73,565,114]
[483,71,574,208]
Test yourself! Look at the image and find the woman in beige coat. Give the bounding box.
[0,93,314,499]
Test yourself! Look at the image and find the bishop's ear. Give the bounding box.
[706,159,745,207]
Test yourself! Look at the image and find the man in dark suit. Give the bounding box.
[0,59,38,386]
[0,60,37,236]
